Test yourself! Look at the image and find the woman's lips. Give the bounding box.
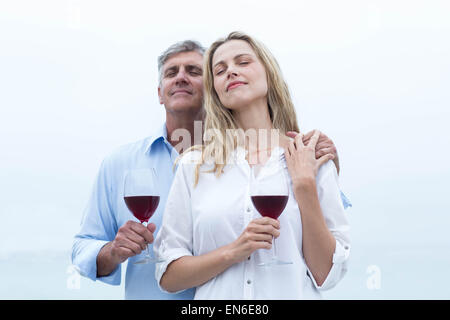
[227,81,246,91]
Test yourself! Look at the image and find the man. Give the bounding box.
[72,40,350,299]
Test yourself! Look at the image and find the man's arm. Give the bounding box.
[71,157,122,284]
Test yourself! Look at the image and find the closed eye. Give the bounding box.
[215,68,225,76]
[164,67,178,78]
[187,66,202,76]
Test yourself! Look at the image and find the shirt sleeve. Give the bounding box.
[154,156,195,294]
[340,191,352,209]
[306,160,351,291]
[71,157,121,285]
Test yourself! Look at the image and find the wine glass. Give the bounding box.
[124,168,161,264]
[250,162,292,266]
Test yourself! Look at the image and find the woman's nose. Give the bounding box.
[226,68,238,79]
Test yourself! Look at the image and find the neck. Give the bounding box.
[232,100,283,165]
[233,99,272,133]
[233,100,274,150]
[166,108,205,153]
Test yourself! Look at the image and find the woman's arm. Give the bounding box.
[160,244,233,293]
[284,130,339,286]
[159,217,280,293]
[292,179,336,286]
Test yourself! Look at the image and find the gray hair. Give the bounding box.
[157,40,205,85]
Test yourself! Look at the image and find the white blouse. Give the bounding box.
[154,147,350,300]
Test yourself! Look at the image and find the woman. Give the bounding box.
[154,31,350,299]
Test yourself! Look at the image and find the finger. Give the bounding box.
[285,131,298,139]
[118,239,143,255]
[147,223,157,242]
[140,228,154,244]
[317,153,335,168]
[294,132,305,148]
[147,223,156,232]
[288,138,296,156]
[302,130,315,143]
[122,229,147,250]
[307,130,321,148]
[260,224,281,238]
[315,140,333,151]
[246,232,274,243]
[251,240,272,251]
[284,147,293,165]
[282,146,290,159]
[252,217,280,229]
[248,223,281,238]
[123,224,151,249]
[316,131,331,145]
[130,222,154,244]
[315,146,334,159]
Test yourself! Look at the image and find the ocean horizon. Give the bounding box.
[1,243,449,300]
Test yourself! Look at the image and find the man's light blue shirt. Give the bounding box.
[72,123,351,300]
[72,124,195,299]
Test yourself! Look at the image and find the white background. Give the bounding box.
[1,0,449,299]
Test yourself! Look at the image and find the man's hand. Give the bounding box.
[286,130,340,174]
[97,220,156,277]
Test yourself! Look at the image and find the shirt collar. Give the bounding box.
[144,123,171,154]
[233,146,285,164]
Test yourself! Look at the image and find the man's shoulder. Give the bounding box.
[102,136,152,168]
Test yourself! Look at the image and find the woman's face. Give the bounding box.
[212,40,268,111]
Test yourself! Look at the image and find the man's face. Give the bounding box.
[158,51,204,114]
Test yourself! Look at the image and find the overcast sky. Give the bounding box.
[0,0,449,262]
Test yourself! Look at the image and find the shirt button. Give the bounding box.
[247,279,252,285]
[246,207,251,212]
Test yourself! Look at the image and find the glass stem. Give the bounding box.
[143,221,151,258]
[272,236,277,259]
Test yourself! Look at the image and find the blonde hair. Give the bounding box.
[183,31,300,186]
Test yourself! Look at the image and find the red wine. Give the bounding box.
[124,195,160,223]
[251,195,288,219]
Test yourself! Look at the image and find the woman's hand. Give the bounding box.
[227,217,280,264]
[284,130,335,190]
[286,130,340,174]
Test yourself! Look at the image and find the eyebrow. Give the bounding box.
[163,64,202,76]
[164,66,178,74]
[213,53,253,68]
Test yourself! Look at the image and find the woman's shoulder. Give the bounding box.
[317,159,338,184]
[177,147,203,166]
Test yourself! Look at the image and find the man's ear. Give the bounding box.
[158,86,164,105]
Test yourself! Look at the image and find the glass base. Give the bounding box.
[257,257,293,267]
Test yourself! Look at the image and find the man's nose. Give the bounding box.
[175,69,189,85]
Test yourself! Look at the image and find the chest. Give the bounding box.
[190,165,302,242]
